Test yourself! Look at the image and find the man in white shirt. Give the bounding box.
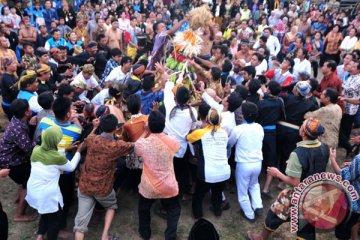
[253,28,280,69]
[73,64,102,103]
[228,102,264,222]
[104,56,132,86]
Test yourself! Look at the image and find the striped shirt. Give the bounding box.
[38,117,82,161]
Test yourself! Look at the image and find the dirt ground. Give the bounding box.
[0,98,357,240]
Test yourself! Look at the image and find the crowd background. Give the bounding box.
[0,0,360,239]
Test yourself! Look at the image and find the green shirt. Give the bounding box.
[285,139,327,179]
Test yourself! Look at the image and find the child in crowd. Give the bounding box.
[22,43,37,70]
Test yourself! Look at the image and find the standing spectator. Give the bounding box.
[42,0,58,31]
[305,88,342,148]
[315,60,342,97]
[339,60,360,155]
[74,115,133,240]
[277,81,318,180]
[309,31,324,79]
[73,19,90,47]
[36,25,51,49]
[136,111,181,240]
[323,25,343,65]
[0,99,36,222]
[58,1,76,28]
[228,102,264,222]
[105,19,122,50]
[257,81,284,198]
[187,108,230,218]
[1,57,18,119]
[293,48,311,81]
[339,28,358,54]
[26,126,84,240]
[18,15,38,46]
[38,97,82,234]
[0,36,17,71]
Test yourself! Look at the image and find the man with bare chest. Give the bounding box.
[199,26,214,61]
[105,19,122,51]
[19,16,37,46]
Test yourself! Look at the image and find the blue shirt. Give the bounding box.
[135,90,164,115]
[341,154,360,214]
[311,22,327,34]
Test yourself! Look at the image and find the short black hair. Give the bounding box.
[253,52,264,63]
[57,84,74,97]
[142,75,155,91]
[50,29,60,35]
[324,87,338,104]
[243,66,256,79]
[259,35,268,43]
[96,33,106,42]
[324,60,337,72]
[37,91,54,110]
[121,56,133,66]
[100,114,118,133]
[214,45,228,56]
[309,78,319,92]
[198,102,211,121]
[153,20,164,33]
[110,48,122,57]
[126,94,141,114]
[248,79,261,95]
[175,86,190,105]
[10,99,29,119]
[283,57,295,69]
[23,42,34,49]
[268,81,281,96]
[234,84,249,99]
[222,59,233,72]
[227,92,242,112]
[52,97,71,121]
[211,67,222,81]
[242,102,258,123]
[148,111,165,133]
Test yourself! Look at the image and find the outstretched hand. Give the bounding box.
[267,167,281,178]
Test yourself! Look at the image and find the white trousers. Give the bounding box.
[235,161,263,219]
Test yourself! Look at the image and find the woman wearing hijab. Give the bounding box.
[26,126,85,240]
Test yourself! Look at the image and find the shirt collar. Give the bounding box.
[296,139,321,148]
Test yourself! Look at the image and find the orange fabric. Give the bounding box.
[135,133,180,199]
[122,115,149,142]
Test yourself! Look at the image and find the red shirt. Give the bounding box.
[317,72,342,97]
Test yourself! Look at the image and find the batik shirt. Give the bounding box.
[0,117,36,167]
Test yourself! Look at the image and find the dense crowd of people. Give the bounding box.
[0,0,360,239]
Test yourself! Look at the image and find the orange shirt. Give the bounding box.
[135,133,180,199]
